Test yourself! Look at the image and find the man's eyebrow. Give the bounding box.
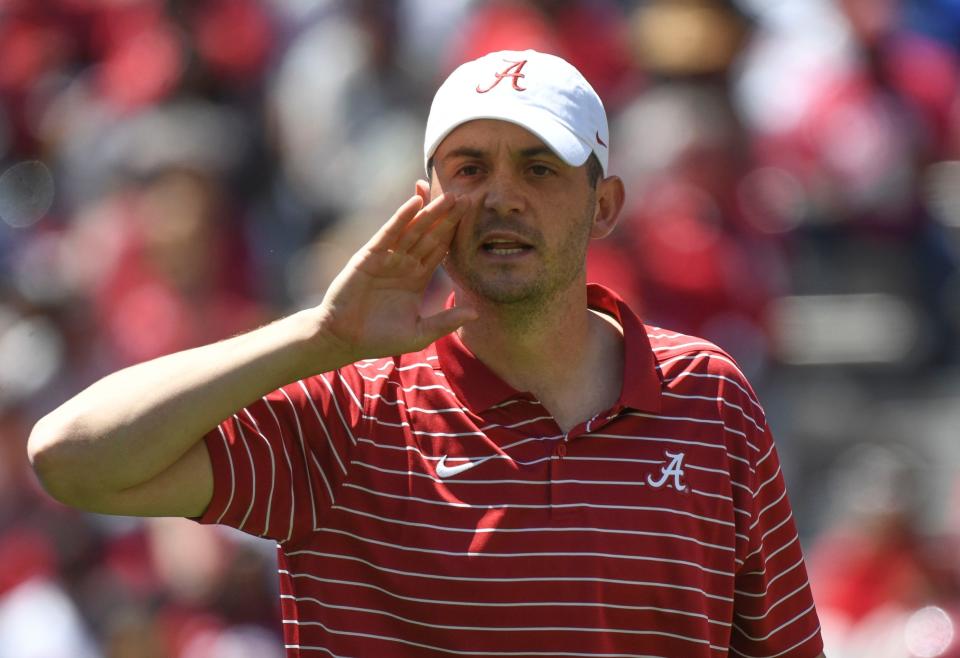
[518,146,561,160]
[440,147,486,161]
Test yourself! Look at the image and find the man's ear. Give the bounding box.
[591,175,625,239]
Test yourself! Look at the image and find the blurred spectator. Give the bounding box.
[82,163,265,366]
[809,443,960,657]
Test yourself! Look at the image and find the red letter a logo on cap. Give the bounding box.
[476,60,528,93]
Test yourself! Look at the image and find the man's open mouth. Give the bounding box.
[481,237,534,255]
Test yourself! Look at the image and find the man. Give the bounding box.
[29,50,825,657]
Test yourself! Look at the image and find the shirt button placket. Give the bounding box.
[549,436,571,517]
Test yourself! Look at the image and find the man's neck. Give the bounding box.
[455,283,624,431]
[459,283,590,380]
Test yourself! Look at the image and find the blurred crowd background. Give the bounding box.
[1,0,959,656]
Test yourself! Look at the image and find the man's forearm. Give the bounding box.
[28,307,343,502]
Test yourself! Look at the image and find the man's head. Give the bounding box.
[424,50,610,182]
[423,50,624,310]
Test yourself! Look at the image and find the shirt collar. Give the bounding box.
[435,283,663,414]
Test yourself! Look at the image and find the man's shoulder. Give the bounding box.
[642,324,766,426]
[643,324,735,364]
[641,324,753,388]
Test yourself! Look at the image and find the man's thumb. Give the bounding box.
[417,306,479,345]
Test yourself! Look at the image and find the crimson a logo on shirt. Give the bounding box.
[476,60,528,93]
[647,450,688,492]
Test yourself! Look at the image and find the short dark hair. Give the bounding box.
[585,153,603,188]
[426,152,604,187]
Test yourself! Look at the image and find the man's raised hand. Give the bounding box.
[315,181,477,362]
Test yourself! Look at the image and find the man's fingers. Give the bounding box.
[415,179,430,204]
[364,186,466,282]
[417,306,479,346]
[413,194,473,266]
[394,192,458,252]
[408,196,468,260]
[367,194,425,252]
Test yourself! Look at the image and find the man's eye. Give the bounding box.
[529,164,554,176]
[457,165,481,176]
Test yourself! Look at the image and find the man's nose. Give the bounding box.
[481,169,525,216]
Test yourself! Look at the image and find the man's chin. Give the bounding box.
[445,260,556,306]
[457,275,549,306]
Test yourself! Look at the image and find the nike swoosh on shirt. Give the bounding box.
[435,455,483,478]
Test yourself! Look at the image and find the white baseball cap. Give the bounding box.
[424,49,609,177]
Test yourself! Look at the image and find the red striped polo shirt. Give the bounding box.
[197,284,823,658]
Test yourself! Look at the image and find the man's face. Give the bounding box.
[430,119,598,306]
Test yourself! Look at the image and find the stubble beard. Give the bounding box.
[444,200,596,313]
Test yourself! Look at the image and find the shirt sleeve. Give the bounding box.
[194,367,366,545]
[719,364,824,658]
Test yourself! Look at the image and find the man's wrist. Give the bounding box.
[286,307,357,379]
